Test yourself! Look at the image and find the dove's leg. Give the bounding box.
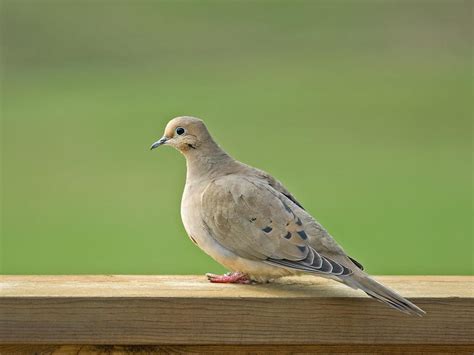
[206,272,251,284]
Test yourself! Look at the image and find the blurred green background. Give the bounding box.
[1,0,472,275]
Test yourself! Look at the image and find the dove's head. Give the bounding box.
[150,116,212,154]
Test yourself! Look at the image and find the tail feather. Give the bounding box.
[343,273,426,316]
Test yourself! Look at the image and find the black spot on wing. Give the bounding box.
[297,245,307,252]
[296,230,308,240]
[283,231,292,239]
[262,226,272,233]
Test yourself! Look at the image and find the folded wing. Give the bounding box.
[200,175,352,277]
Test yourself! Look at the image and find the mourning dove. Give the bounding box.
[150,116,425,316]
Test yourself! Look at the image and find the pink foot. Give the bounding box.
[206,272,252,284]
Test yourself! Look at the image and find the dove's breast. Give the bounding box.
[181,181,230,258]
[180,180,293,281]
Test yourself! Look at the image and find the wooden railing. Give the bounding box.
[0,275,472,353]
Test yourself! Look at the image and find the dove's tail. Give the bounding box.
[343,273,425,316]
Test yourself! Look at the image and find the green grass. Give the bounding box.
[1,0,472,275]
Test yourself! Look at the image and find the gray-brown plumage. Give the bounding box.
[150,116,425,316]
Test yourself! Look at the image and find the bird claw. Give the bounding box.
[206,272,252,284]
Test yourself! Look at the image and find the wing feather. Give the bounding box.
[200,175,352,277]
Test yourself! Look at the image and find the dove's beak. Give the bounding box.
[150,136,168,150]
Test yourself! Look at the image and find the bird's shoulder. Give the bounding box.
[250,166,306,210]
[204,163,305,209]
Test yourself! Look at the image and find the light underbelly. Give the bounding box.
[180,189,294,282]
[183,221,294,281]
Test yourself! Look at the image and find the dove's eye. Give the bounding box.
[176,127,185,136]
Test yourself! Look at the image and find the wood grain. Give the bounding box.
[0,275,472,347]
[1,344,473,354]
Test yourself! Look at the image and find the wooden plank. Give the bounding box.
[0,275,472,346]
[1,275,471,298]
[1,344,473,354]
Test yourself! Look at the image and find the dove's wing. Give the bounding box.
[254,168,365,271]
[200,174,353,277]
[253,168,307,211]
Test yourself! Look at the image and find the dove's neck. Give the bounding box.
[184,139,238,182]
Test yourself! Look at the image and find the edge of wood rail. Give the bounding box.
[1,344,474,354]
[0,275,473,349]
